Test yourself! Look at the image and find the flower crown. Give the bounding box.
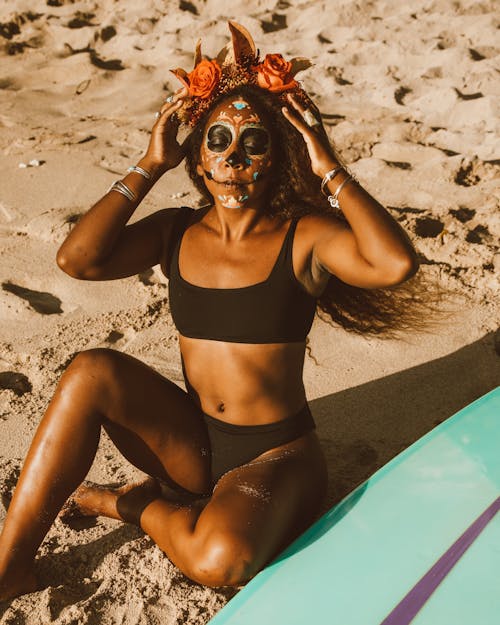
[170,21,312,127]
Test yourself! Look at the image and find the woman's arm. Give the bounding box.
[305,185,419,289]
[282,95,419,289]
[57,90,189,281]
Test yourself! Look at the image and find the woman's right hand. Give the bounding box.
[142,87,189,176]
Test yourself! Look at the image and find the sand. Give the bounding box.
[0,0,499,622]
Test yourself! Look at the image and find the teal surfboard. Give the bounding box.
[209,387,500,625]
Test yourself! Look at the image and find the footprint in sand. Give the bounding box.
[138,268,166,286]
[0,11,45,54]
[435,31,456,50]
[450,207,475,223]
[383,160,412,170]
[0,11,43,41]
[261,13,287,33]
[327,66,352,86]
[99,328,136,349]
[454,88,483,101]
[466,224,490,244]
[453,158,498,188]
[105,330,124,344]
[179,0,198,15]
[454,161,481,186]
[138,269,156,286]
[89,49,125,71]
[468,46,497,60]
[414,217,444,238]
[394,86,412,105]
[100,25,117,41]
[0,459,21,512]
[2,282,63,314]
[0,371,32,397]
[66,12,97,29]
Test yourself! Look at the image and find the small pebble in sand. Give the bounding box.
[18,160,43,168]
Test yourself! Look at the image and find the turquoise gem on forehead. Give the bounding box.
[233,101,248,110]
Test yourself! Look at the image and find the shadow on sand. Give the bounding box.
[311,330,499,509]
[272,331,499,564]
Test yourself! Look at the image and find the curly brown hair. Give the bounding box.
[184,85,437,337]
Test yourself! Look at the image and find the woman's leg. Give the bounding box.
[54,431,327,588]
[0,348,210,601]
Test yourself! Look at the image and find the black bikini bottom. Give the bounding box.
[203,403,316,486]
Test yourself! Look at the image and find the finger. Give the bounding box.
[154,99,184,127]
[159,97,184,115]
[174,86,189,99]
[286,94,324,131]
[281,105,310,136]
[163,86,189,105]
[286,93,308,117]
[300,92,321,115]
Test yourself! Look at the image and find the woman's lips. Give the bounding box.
[221,180,248,187]
[203,170,256,186]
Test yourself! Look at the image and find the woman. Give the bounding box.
[0,22,418,601]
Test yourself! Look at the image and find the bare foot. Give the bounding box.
[58,480,111,522]
[58,479,160,524]
[0,569,38,603]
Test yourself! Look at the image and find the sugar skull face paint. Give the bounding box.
[205,122,270,157]
[197,97,273,209]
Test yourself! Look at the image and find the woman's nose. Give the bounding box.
[225,151,244,169]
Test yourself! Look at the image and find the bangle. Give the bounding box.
[108,180,136,202]
[327,175,355,209]
[320,166,344,197]
[127,165,151,180]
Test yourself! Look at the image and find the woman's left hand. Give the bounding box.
[281,94,339,178]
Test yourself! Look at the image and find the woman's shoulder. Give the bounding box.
[155,206,197,278]
[295,211,348,240]
[155,205,202,233]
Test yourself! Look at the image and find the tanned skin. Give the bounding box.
[0,87,418,601]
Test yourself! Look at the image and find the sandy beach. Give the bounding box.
[0,0,499,622]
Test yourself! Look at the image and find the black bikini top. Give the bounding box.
[166,206,317,344]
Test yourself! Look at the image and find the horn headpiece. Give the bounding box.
[170,21,312,126]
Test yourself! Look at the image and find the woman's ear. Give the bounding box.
[196,161,204,177]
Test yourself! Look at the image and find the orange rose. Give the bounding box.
[187,59,221,98]
[254,53,298,93]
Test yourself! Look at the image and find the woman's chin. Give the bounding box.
[217,194,249,209]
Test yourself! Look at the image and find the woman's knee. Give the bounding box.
[57,348,121,404]
[64,348,125,383]
[187,531,260,588]
[69,347,123,374]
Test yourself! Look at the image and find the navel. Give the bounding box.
[217,402,225,413]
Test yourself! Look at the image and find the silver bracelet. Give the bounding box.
[327,175,355,209]
[320,166,344,197]
[127,165,151,180]
[108,180,136,202]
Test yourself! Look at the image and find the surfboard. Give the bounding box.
[208,386,500,625]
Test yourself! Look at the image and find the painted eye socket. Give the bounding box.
[206,125,232,153]
[240,128,269,155]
